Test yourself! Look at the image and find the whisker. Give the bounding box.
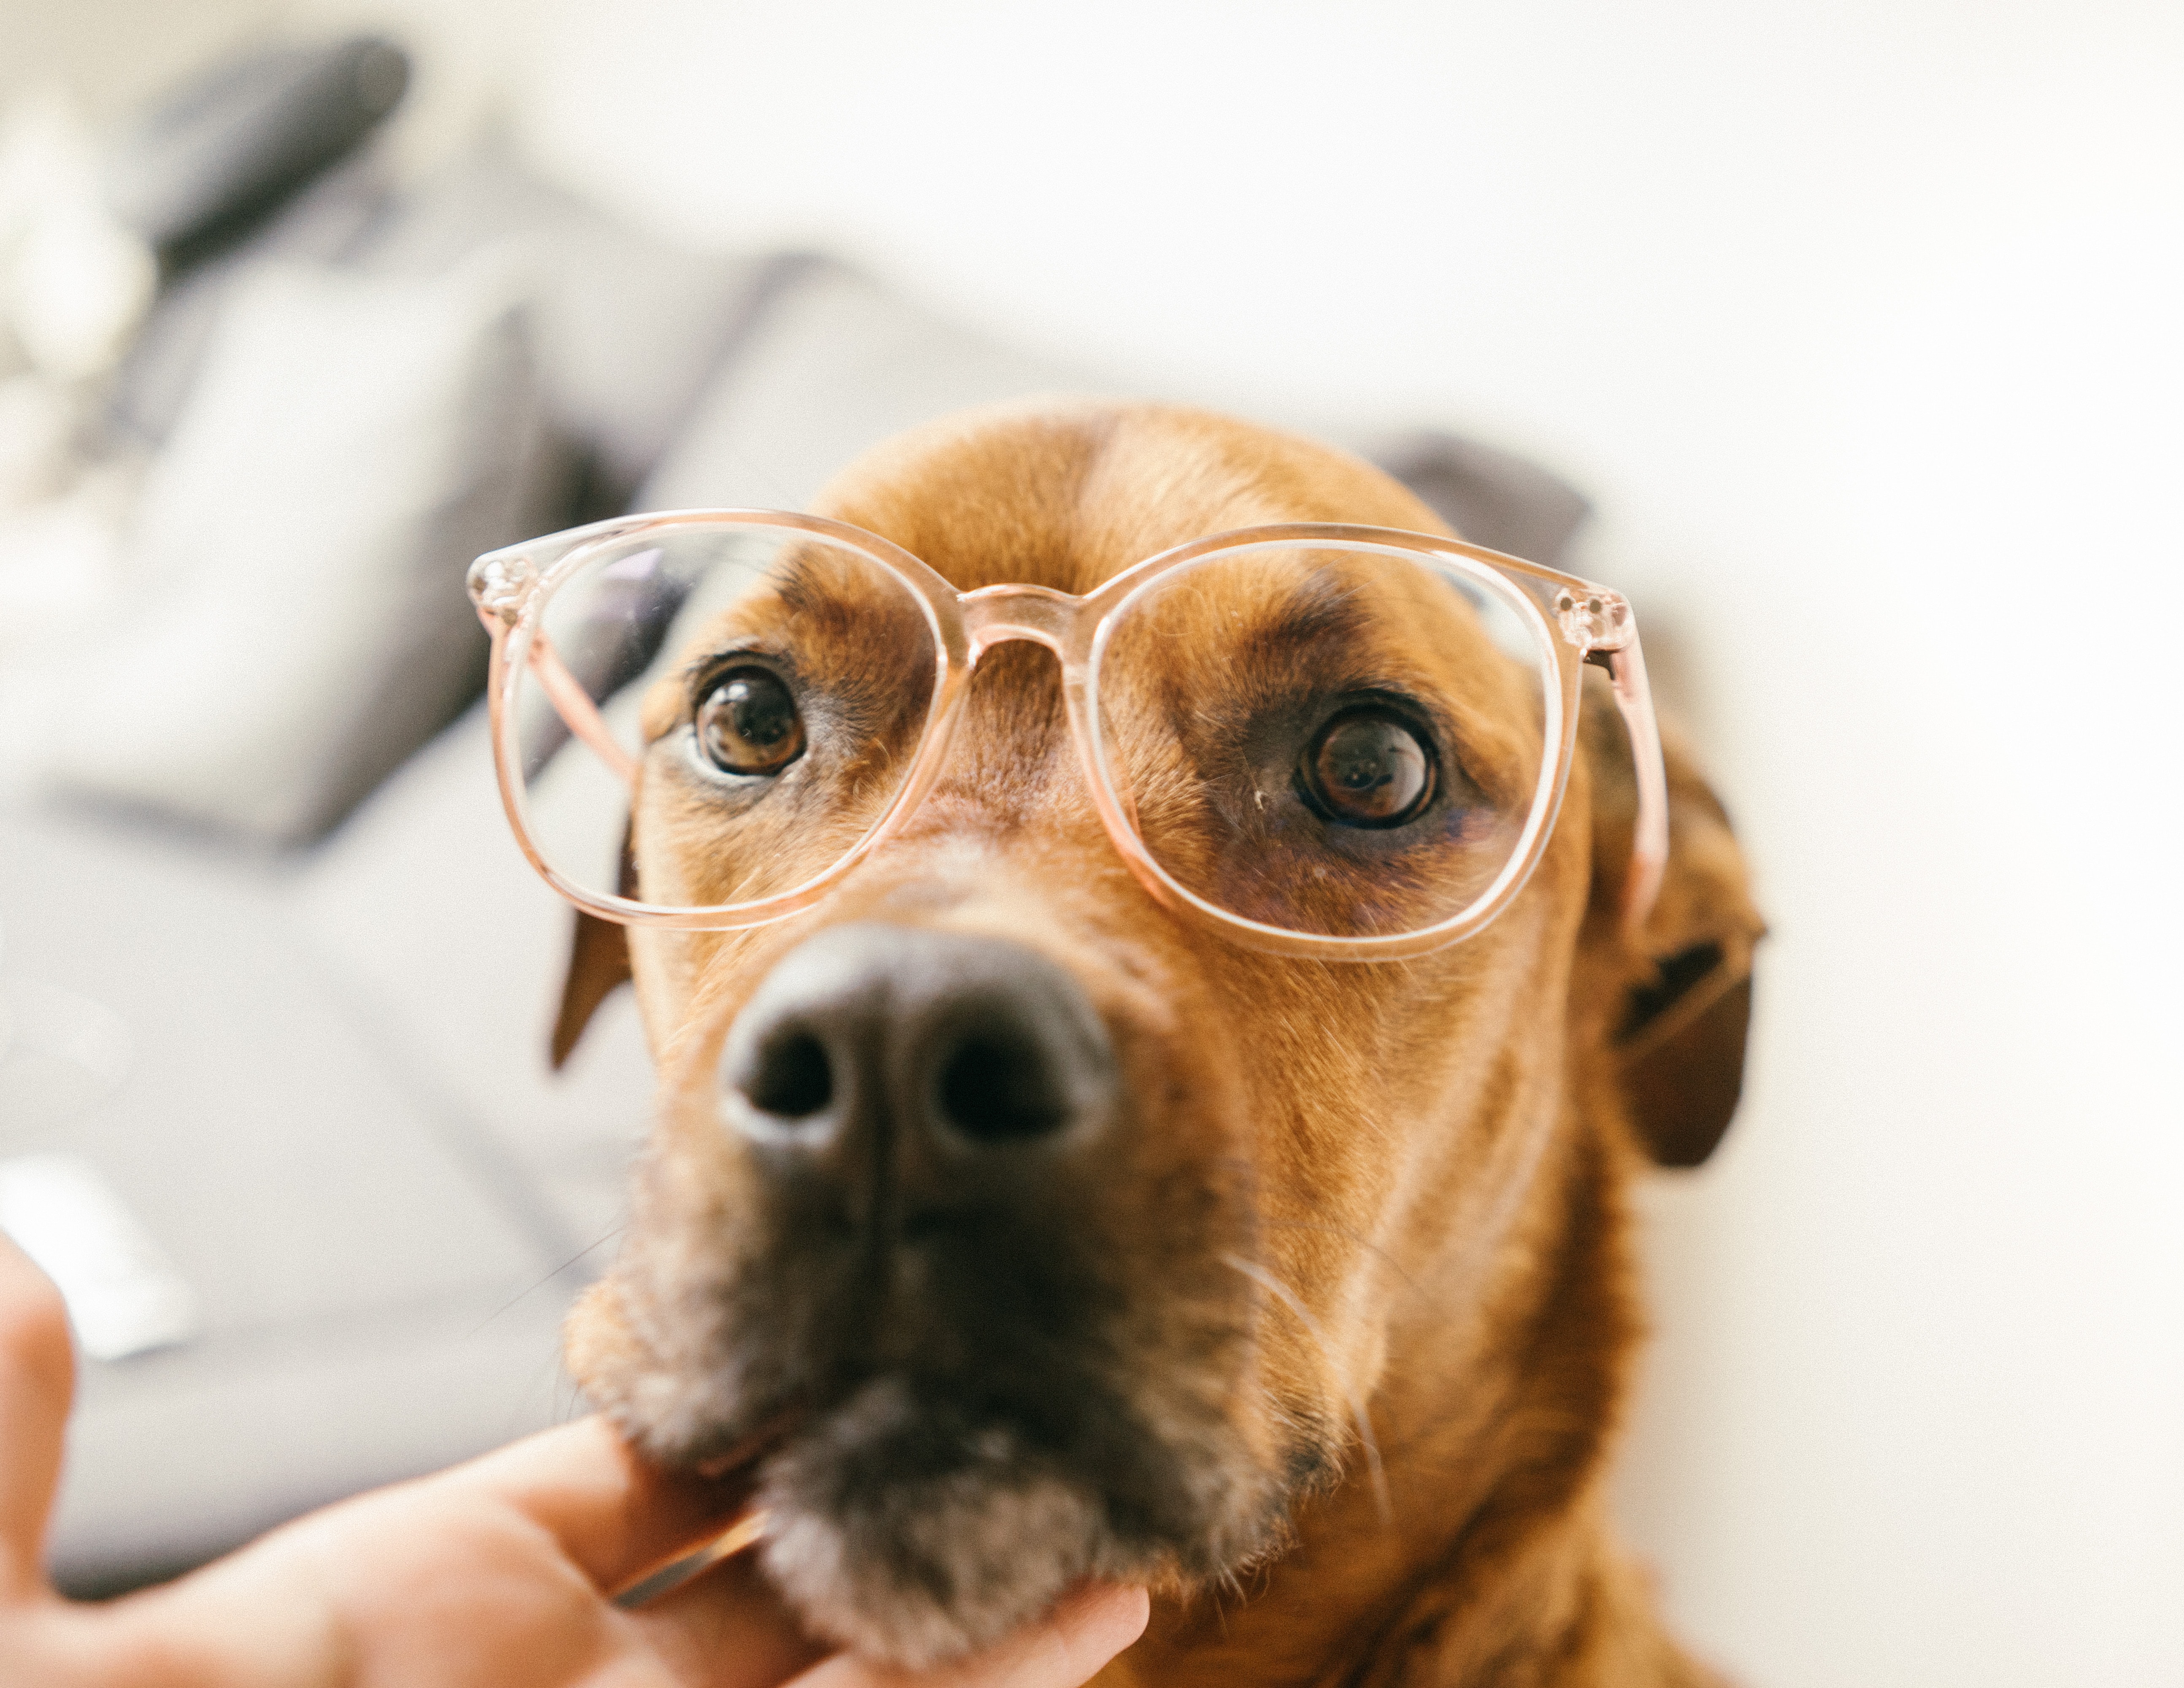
[1219,1252,1392,1526]
[1258,1217,1424,1300]
[467,1223,627,1340]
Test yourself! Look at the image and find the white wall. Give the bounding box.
[45,2,2184,1680]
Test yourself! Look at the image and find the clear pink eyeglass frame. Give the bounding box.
[468,510,1668,961]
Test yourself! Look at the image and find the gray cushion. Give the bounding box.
[43,257,563,845]
[106,152,396,449]
[356,147,781,505]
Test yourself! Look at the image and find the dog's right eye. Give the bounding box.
[697,668,805,776]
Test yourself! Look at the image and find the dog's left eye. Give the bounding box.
[697,668,805,776]
[1295,707,1436,828]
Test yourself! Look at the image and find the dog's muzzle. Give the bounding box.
[701,924,1201,1662]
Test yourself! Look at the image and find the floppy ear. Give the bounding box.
[1578,672,1765,1167]
[549,828,635,1070]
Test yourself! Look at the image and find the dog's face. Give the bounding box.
[562,404,1760,1666]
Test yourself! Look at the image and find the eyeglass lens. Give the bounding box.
[1091,543,1553,939]
[512,526,939,912]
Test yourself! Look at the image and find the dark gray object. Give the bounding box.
[103,35,409,263]
[1368,430,1592,571]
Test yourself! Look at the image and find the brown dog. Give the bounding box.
[551,401,1762,1686]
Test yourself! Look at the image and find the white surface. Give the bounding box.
[0,1153,199,1360]
[19,2,2184,1677]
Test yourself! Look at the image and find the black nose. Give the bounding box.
[719,924,1116,1223]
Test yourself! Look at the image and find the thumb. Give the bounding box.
[0,1233,75,1601]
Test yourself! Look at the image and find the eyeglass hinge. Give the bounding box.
[1554,586,1635,652]
[467,553,538,628]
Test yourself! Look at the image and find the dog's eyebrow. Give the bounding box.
[772,554,831,617]
[1238,573,1375,665]
[668,555,877,686]
[774,550,920,640]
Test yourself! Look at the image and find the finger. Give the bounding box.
[0,1234,76,1599]
[632,1544,830,1688]
[792,1583,1151,1688]
[435,1415,753,1594]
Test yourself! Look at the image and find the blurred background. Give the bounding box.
[0,2,2178,1682]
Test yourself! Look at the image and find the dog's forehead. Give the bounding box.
[811,400,1449,593]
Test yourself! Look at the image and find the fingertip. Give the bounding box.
[0,1235,73,1377]
[1053,1582,1150,1673]
[0,1234,75,1595]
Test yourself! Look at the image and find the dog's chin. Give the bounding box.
[752,1376,1151,1669]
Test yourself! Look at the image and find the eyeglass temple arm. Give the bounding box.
[1602,636,1669,941]
[476,607,640,790]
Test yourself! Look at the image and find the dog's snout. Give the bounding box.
[720,924,1115,1203]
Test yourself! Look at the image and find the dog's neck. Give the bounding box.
[1100,1114,1707,1688]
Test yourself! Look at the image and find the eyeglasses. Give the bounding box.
[467,510,1667,961]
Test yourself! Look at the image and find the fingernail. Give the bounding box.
[1070,1584,1151,1656]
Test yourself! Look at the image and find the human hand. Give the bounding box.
[0,1234,1148,1686]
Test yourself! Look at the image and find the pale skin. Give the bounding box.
[0,1236,1147,1688]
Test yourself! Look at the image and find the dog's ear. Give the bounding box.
[549,828,635,1070]
[1579,673,1765,1167]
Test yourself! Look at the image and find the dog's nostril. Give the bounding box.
[935,1034,1070,1144]
[745,1029,833,1118]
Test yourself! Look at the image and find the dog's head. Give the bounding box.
[557,402,1760,1665]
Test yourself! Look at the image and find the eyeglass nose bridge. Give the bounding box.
[958,583,1084,661]
[947,579,1137,833]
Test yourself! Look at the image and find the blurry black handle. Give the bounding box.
[103,35,410,260]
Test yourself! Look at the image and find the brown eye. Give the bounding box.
[697,668,804,776]
[1297,708,1435,828]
